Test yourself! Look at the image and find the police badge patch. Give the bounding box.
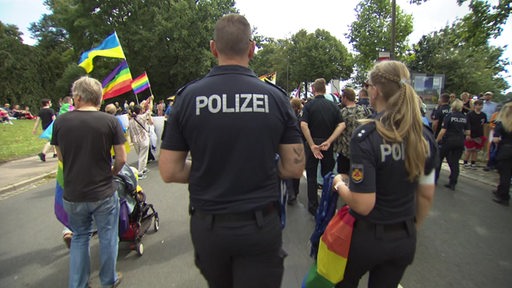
[351,164,364,183]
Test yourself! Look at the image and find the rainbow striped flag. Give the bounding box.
[102,60,133,100]
[302,205,355,287]
[131,72,150,94]
[78,32,126,73]
[55,160,69,228]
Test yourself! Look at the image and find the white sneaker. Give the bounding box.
[463,163,470,168]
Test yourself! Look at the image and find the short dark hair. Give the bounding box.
[213,14,251,57]
[440,93,450,103]
[342,88,356,102]
[41,99,51,107]
[473,99,483,106]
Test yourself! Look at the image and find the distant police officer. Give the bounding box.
[435,99,470,190]
[332,61,438,288]
[159,14,305,288]
[431,93,451,138]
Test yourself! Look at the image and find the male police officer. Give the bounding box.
[159,14,305,288]
[431,93,451,138]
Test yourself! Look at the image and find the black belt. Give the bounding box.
[192,203,276,223]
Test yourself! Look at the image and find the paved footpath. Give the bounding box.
[0,152,509,287]
[0,152,500,195]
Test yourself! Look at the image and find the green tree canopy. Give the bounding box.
[407,0,511,98]
[347,0,413,84]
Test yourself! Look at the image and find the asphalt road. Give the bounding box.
[0,159,511,287]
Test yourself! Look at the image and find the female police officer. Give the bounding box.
[332,60,438,288]
[435,99,470,190]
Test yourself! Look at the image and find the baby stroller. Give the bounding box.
[114,164,159,256]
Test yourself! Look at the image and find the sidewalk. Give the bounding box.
[0,154,500,195]
[0,155,58,194]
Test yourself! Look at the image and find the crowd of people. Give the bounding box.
[1,103,36,124]
[428,90,511,206]
[8,13,510,288]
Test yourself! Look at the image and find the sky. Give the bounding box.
[1,0,510,91]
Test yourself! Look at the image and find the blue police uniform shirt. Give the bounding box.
[431,103,451,136]
[440,111,470,146]
[161,65,302,214]
[347,116,438,224]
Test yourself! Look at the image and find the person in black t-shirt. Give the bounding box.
[461,91,473,115]
[51,76,126,288]
[332,60,437,288]
[159,14,304,288]
[435,99,471,190]
[431,93,451,138]
[300,78,344,216]
[32,98,55,162]
[492,102,512,206]
[462,99,487,169]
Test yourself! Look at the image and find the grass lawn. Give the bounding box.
[0,119,49,163]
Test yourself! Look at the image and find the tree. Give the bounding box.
[250,38,292,91]
[287,29,353,85]
[41,0,236,101]
[408,0,511,97]
[347,0,413,84]
[0,22,54,112]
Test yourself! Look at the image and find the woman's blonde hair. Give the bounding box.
[363,60,429,182]
[497,102,512,133]
[451,99,463,112]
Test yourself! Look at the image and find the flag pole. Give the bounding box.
[135,93,139,105]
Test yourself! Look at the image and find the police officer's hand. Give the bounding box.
[310,145,323,159]
[332,174,347,195]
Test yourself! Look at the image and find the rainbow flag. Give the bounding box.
[55,160,69,228]
[78,32,126,73]
[302,205,355,287]
[131,72,150,94]
[102,60,133,100]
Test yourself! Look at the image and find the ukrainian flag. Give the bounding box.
[78,32,126,73]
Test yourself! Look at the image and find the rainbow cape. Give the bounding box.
[55,160,69,228]
[302,205,355,287]
[78,32,126,73]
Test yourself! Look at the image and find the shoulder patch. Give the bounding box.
[353,121,376,143]
[351,164,364,183]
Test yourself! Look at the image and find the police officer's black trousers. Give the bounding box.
[435,145,464,186]
[305,139,335,212]
[496,145,512,201]
[190,207,285,288]
[335,219,416,288]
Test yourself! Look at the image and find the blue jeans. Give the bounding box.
[63,192,120,288]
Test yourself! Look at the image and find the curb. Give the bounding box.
[0,169,57,195]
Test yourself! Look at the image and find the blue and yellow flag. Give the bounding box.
[78,32,126,73]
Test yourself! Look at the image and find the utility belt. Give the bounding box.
[190,202,277,227]
[356,218,415,239]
